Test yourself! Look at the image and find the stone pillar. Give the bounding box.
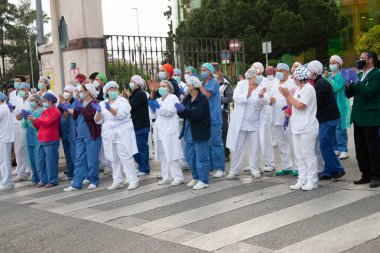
[42,0,106,94]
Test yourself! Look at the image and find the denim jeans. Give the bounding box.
[133,128,151,174]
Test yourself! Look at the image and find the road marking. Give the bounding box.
[181,190,377,252]
[215,242,273,253]
[152,228,204,244]
[128,184,292,236]
[83,178,255,223]
[275,211,380,253]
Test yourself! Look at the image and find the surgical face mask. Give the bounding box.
[173,76,181,84]
[201,71,209,79]
[79,92,86,100]
[213,74,219,80]
[276,72,285,81]
[330,64,339,72]
[184,74,190,80]
[267,74,274,80]
[73,93,78,100]
[158,87,168,97]
[42,102,49,108]
[63,92,71,100]
[93,80,100,89]
[256,75,263,84]
[108,91,118,100]
[19,90,26,98]
[29,101,36,108]
[129,82,135,90]
[38,83,44,90]
[14,82,20,89]
[158,72,167,81]
[356,59,366,70]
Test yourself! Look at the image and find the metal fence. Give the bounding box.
[104,35,245,86]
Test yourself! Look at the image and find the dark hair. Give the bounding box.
[15,75,26,82]
[89,72,99,80]
[365,50,380,68]
[211,62,222,72]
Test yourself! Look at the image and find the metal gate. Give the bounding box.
[104,35,245,86]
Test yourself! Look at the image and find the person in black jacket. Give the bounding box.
[308,60,346,180]
[175,76,211,190]
[127,75,151,176]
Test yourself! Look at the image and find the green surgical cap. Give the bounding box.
[185,66,196,74]
[96,73,107,83]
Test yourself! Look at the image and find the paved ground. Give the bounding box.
[0,128,379,253]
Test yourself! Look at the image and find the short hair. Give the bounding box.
[211,62,222,72]
[89,72,99,80]
[15,75,26,82]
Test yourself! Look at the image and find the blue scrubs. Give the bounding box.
[320,118,345,177]
[184,120,210,184]
[60,110,74,178]
[71,113,101,189]
[204,78,225,171]
[37,141,59,185]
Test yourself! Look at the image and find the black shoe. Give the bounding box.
[319,175,332,180]
[332,172,346,180]
[353,177,371,185]
[369,179,380,188]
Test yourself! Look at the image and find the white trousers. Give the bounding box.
[259,121,275,166]
[292,130,319,184]
[275,125,295,170]
[158,141,184,181]
[315,135,325,173]
[14,123,28,176]
[99,143,112,169]
[230,130,261,175]
[0,143,14,187]
[111,143,138,185]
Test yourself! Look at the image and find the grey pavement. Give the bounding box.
[0,128,379,253]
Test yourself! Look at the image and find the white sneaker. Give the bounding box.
[262,165,274,172]
[103,169,112,175]
[83,179,90,185]
[128,182,139,190]
[290,180,304,190]
[272,141,278,147]
[61,176,73,181]
[88,184,97,190]
[243,167,251,173]
[63,186,78,192]
[193,181,209,190]
[187,179,198,187]
[339,152,349,160]
[213,170,225,178]
[0,184,14,190]
[107,182,125,191]
[226,174,239,180]
[28,181,38,186]
[136,171,148,177]
[334,151,341,156]
[252,172,261,179]
[156,174,163,179]
[171,180,184,186]
[302,182,318,191]
[14,175,28,183]
[158,180,171,185]
[28,175,32,181]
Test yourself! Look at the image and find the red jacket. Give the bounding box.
[33,106,61,143]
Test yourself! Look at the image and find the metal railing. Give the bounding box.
[104,35,245,86]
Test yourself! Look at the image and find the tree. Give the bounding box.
[0,0,17,78]
[176,0,347,65]
[355,25,380,55]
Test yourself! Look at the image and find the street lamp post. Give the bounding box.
[132,8,140,37]
[132,8,143,73]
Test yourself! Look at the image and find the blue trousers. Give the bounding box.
[28,145,39,183]
[37,141,59,185]
[333,121,348,153]
[133,128,151,174]
[72,136,101,189]
[320,119,345,177]
[185,139,210,184]
[62,139,75,177]
[210,124,225,171]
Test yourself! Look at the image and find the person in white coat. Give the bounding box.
[271,63,298,176]
[279,66,319,191]
[94,81,139,191]
[226,68,269,179]
[0,92,16,190]
[148,80,184,185]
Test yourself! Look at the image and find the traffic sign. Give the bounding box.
[262,41,272,54]
[229,40,241,52]
[221,50,231,60]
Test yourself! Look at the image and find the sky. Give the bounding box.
[9,0,171,39]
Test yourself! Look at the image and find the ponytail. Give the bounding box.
[365,50,380,68]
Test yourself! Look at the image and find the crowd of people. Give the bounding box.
[0,50,379,192]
